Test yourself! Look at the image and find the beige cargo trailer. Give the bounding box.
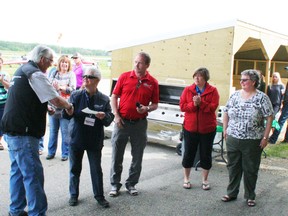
[106,19,288,151]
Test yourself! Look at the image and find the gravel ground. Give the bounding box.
[1,140,288,216]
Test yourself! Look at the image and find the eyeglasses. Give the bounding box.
[44,57,53,63]
[72,57,78,59]
[240,79,250,82]
[83,75,97,79]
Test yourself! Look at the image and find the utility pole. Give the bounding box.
[57,33,63,55]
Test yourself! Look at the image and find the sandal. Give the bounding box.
[247,199,256,207]
[221,195,237,202]
[183,182,191,189]
[202,182,210,190]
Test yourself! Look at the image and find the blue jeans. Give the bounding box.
[269,103,288,143]
[47,116,69,157]
[0,103,5,137]
[39,136,44,151]
[5,135,47,216]
[69,147,105,200]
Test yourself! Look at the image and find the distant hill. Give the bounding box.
[0,40,108,56]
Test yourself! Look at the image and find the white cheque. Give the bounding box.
[81,107,99,115]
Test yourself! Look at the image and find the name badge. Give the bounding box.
[84,117,95,126]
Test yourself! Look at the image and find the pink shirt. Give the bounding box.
[72,63,84,88]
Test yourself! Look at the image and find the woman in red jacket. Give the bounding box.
[180,67,219,190]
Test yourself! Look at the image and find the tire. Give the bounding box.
[176,143,182,156]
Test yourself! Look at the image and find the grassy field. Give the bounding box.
[265,142,288,158]
[1,50,111,78]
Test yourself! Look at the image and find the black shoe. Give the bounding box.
[61,157,68,161]
[97,198,110,208]
[69,197,78,206]
[0,143,4,150]
[46,155,55,160]
[8,211,28,216]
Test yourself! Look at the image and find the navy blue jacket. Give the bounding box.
[63,89,114,150]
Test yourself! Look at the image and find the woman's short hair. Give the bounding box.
[241,69,260,88]
[85,66,101,80]
[193,67,210,82]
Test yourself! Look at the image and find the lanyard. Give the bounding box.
[84,91,91,108]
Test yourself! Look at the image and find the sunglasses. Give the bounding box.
[82,75,97,79]
[240,79,250,82]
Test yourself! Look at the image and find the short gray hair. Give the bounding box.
[28,45,55,63]
[241,69,260,88]
[85,66,101,80]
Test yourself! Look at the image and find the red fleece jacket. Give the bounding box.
[179,83,219,133]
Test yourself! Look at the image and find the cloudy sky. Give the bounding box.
[1,0,287,51]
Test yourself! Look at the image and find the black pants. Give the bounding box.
[182,129,216,170]
[69,147,104,200]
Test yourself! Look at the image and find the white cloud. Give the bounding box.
[1,0,287,50]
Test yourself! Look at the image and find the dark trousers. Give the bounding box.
[0,103,5,137]
[182,129,216,170]
[226,135,262,200]
[110,119,148,189]
[269,103,288,143]
[69,147,104,200]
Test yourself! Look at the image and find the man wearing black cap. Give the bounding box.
[71,52,84,89]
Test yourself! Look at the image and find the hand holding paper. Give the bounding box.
[81,107,99,115]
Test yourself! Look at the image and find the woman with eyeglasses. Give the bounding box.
[221,69,273,207]
[63,66,114,208]
[46,55,76,161]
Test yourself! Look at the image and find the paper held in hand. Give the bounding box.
[81,107,99,115]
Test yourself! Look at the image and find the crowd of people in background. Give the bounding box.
[0,45,288,214]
